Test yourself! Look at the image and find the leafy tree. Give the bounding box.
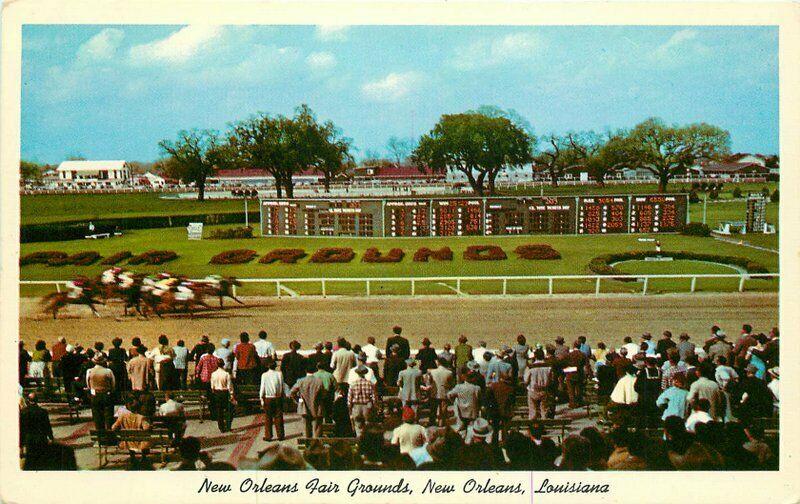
[228,113,287,196]
[385,136,415,166]
[20,160,43,184]
[624,117,731,192]
[587,132,635,187]
[413,111,534,196]
[159,129,227,201]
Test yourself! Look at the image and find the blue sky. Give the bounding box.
[21,25,778,164]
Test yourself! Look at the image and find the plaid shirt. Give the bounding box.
[348,378,376,408]
[195,353,219,383]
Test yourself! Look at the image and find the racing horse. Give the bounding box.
[41,278,105,319]
[199,276,245,308]
[140,283,212,318]
[101,274,146,317]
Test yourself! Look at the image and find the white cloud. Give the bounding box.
[315,25,349,42]
[76,28,124,63]
[306,51,336,71]
[129,25,224,64]
[652,29,710,60]
[361,71,422,102]
[451,32,544,70]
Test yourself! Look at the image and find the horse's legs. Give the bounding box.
[219,295,223,309]
[89,303,101,318]
[233,296,245,305]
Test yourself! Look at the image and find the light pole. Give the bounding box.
[232,188,258,228]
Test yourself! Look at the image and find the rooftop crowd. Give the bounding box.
[18,323,779,471]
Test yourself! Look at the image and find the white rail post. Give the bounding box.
[548,277,553,295]
[738,275,746,292]
[276,281,281,298]
[642,277,649,296]
[366,279,371,297]
[411,279,415,296]
[456,278,461,295]
[232,284,237,298]
[690,277,697,293]
[321,279,327,298]
[595,277,601,295]
[502,278,507,296]
[55,282,61,293]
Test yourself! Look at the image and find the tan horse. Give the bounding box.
[41,281,105,319]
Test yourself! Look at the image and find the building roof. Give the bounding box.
[701,161,767,173]
[214,168,325,179]
[356,164,440,179]
[56,160,127,172]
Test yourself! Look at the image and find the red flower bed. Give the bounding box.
[128,250,179,265]
[362,248,404,263]
[46,251,102,266]
[413,247,454,262]
[101,251,133,265]
[309,247,355,263]
[514,244,562,260]
[463,245,507,261]
[20,251,68,266]
[210,249,257,265]
[259,249,307,264]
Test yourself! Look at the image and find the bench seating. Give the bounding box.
[123,390,207,422]
[90,429,172,467]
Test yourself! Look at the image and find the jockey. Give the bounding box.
[152,274,178,297]
[141,274,159,294]
[101,267,123,285]
[175,281,195,301]
[118,270,135,290]
[65,277,88,299]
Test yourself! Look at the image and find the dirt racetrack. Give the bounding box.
[19,292,778,351]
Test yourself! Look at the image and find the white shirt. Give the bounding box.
[622,343,640,357]
[347,366,377,386]
[391,423,427,455]
[714,365,739,390]
[768,379,779,403]
[473,347,488,363]
[361,344,382,364]
[260,369,284,399]
[254,339,276,359]
[210,368,234,392]
[172,346,189,370]
[158,399,185,417]
[685,410,713,433]
[610,374,638,404]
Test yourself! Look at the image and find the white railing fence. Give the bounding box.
[20,273,779,298]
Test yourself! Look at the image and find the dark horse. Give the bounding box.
[199,277,244,308]
[41,280,105,319]
[101,274,146,317]
[139,287,212,319]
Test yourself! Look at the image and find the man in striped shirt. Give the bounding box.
[348,366,377,437]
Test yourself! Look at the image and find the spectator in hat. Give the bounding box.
[564,341,588,408]
[454,335,473,372]
[233,332,259,386]
[677,333,695,362]
[291,362,326,438]
[554,336,569,359]
[656,331,677,362]
[306,342,327,375]
[609,365,639,426]
[707,333,733,367]
[189,335,212,366]
[486,349,512,384]
[332,383,355,438]
[281,340,307,388]
[385,326,410,361]
[348,365,377,437]
[331,338,357,384]
[248,443,312,471]
[737,364,774,423]
[513,335,531,374]
[347,352,377,386]
[464,418,498,470]
[383,344,406,388]
[634,356,662,426]
[86,354,116,431]
[19,392,54,454]
[641,333,656,355]
[391,406,427,455]
[259,358,285,441]
[714,356,739,390]
[437,344,456,371]
[397,359,422,413]
[416,338,437,374]
[660,348,687,390]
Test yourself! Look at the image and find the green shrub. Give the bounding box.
[688,191,700,204]
[771,189,779,203]
[732,187,742,198]
[708,190,719,200]
[680,222,711,237]
[761,187,770,198]
[100,251,132,265]
[128,250,178,265]
[259,249,307,264]
[208,226,253,240]
[587,250,770,276]
[210,249,257,264]
[20,251,68,266]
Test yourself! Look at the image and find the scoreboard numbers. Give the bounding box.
[261,194,688,237]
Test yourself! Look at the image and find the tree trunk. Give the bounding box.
[275,175,283,198]
[549,168,559,187]
[596,171,606,188]
[324,174,331,193]
[197,176,206,201]
[285,178,294,199]
[658,172,669,193]
[488,173,497,195]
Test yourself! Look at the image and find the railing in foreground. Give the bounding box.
[20,273,779,298]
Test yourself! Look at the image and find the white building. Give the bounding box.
[445,164,534,184]
[56,160,131,188]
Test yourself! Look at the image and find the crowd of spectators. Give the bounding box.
[18,323,779,471]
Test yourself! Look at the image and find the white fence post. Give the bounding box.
[502,278,507,296]
[276,281,281,298]
[232,284,237,298]
[690,277,697,293]
[548,277,554,295]
[642,277,649,296]
[366,279,371,297]
[595,277,601,295]
[55,283,61,293]
[411,279,415,296]
[456,278,462,295]
[322,279,327,298]
[738,276,746,292]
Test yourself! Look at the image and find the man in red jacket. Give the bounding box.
[233,332,259,386]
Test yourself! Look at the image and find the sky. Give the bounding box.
[21,25,778,164]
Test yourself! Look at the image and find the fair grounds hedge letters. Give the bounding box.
[260,194,689,237]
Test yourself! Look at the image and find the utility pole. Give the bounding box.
[702,192,707,224]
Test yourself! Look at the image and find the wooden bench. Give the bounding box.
[90,429,172,467]
[123,390,208,422]
[508,418,572,443]
[234,385,261,414]
[24,387,81,424]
